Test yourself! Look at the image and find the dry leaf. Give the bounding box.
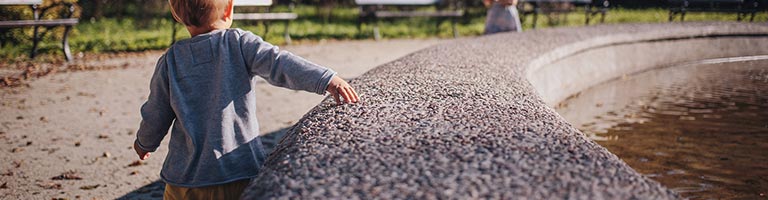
[0,171,12,176]
[12,160,22,168]
[51,171,82,180]
[127,160,144,167]
[79,184,100,190]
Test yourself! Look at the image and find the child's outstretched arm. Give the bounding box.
[326,76,359,104]
[134,55,176,160]
[239,31,359,104]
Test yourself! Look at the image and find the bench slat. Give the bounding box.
[0,18,78,28]
[232,13,298,20]
[233,0,272,6]
[374,10,463,18]
[668,0,744,3]
[0,0,42,5]
[356,0,441,5]
[521,0,592,3]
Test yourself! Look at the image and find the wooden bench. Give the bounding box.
[517,0,609,29]
[356,0,464,40]
[0,0,79,61]
[668,0,760,21]
[171,0,298,44]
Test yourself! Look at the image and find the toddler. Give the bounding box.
[132,0,359,199]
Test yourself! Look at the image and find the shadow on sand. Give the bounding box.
[115,127,291,199]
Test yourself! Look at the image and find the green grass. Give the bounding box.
[1,6,766,61]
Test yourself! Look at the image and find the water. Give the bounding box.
[556,58,768,199]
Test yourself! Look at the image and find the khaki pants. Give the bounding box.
[164,179,251,200]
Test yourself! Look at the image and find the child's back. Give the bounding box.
[133,1,358,198]
[136,28,336,187]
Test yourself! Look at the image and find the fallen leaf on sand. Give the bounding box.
[127,160,144,167]
[1,171,12,176]
[36,182,62,189]
[129,171,139,175]
[77,92,95,97]
[12,160,22,168]
[79,184,100,190]
[0,182,7,189]
[51,171,82,180]
[97,134,109,139]
[42,147,59,154]
[74,141,81,147]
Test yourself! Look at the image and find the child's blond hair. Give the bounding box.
[169,0,230,27]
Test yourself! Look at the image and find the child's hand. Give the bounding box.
[326,76,359,105]
[133,142,151,160]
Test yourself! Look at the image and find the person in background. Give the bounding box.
[483,0,523,34]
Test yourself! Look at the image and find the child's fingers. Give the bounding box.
[141,152,151,160]
[349,87,359,102]
[341,88,354,103]
[345,87,358,103]
[331,90,341,105]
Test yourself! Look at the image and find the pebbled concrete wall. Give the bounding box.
[242,22,768,199]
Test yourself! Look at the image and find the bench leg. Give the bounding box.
[284,20,292,45]
[681,11,686,21]
[357,6,365,37]
[264,22,271,40]
[600,2,607,23]
[31,25,39,59]
[62,25,73,62]
[585,5,592,25]
[30,4,39,59]
[357,17,363,36]
[668,11,675,22]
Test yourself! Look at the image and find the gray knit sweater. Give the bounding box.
[135,28,336,187]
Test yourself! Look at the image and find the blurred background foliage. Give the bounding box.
[0,0,765,61]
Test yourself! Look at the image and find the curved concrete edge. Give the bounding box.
[242,22,768,199]
[526,25,768,105]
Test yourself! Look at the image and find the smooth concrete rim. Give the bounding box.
[527,33,768,106]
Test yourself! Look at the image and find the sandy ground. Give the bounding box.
[0,39,444,200]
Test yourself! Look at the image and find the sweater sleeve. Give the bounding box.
[135,54,176,152]
[238,30,336,94]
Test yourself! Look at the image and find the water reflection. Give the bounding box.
[556,58,768,199]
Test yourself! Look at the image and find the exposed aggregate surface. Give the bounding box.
[243,22,768,199]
